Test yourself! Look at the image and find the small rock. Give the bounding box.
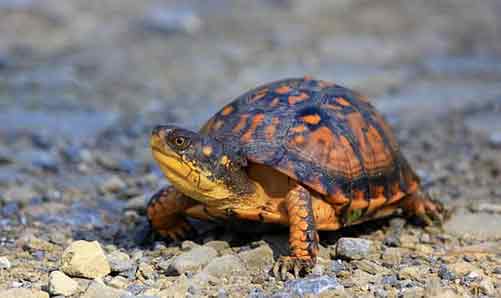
[202,254,246,278]
[398,265,429,281]
[21,235,56,252]
[479,277,496,296]
[353,260,390,275]
[237,244,274,273]
[48,271,79,296]
[61,240,111,279]
[381,247,401,267]
[143,7,202,35]
[156,274,190,298]
[335,238,376,260]
[447,261,480,277]
[100,176,127,193]
[170,245,218,274]
[0,288,49,298]
[125,195,148,212]
[0,256,11,269]
[204,240,230,254]
[489,132,501,148]
[106,276,128,289]
[438,264,455,280]
[401,287,424,298]
[138,262,156,280]
[285,276,343,296]
[331,259,346,273]
[81,281,128,298]
[107,251,133,273]
[493,266,501,274]
[469,202,501,214]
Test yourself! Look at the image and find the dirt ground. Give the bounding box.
[1,1,501,297]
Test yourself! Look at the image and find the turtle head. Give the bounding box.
[150,125,253,205]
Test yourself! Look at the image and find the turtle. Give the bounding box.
[146,76,444,279]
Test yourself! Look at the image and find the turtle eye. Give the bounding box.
[168,135,191,150]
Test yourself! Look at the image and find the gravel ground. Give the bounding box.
[1,1,501,297]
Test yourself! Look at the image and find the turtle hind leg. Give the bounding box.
[400,190,444,226]
[273,184,319,280]
[147,186,197,241]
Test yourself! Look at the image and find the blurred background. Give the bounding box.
[1,0,501,295]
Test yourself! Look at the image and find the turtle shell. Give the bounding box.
[201,77,420,207]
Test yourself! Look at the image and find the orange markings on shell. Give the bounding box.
[288,92,309,105]
[275,85,292,94]
[213,120,224,131]
[301,114,321,125]
[221,105,234,116]
[232,114,249,133]
[335,97,351,107]
[265,117,279,141]
[293,135,305,145]
[290,125,307,133]
[322,103,342,111]
[250,88,269,102]
[270,97,280,107]
[241,113,265,142]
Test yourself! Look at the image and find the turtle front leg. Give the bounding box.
[273,184,319,280]
[400,190,444,226]
[147,186,197,241]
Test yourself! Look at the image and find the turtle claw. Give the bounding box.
[272,256,314,280]
[158,220,195,242]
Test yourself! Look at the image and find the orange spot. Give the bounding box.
[293,135,305,145]
[301,114,321,125]
[303,75,313,81]
[265,117,279,141]
[336,97,351,107]
[290,125,306,133]
[288,92,309,105]
[232,114,249,133]
[213,120,224,131]
[202,145,213,157]
[275,85,292,94]
[270,97,280,107]
[250,88,269,102]
[221,105,234,116]
[241,114,265,142]
[322,103,342,111]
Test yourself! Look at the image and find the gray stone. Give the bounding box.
[61,240,111,279]
[479,277,496,296]
[447,261,481,277]
[100,176,127,193]
[285,276,343,297]
[489,132,501,148]
[0,288,49,298]
[107,251,134,273]
[48,270,79,296]
[203,254,246,278]
[3,186,38,204]
[237,244,274,273]
[204,240,230,254]
[170,245,218,274]
[81,281,129,298]
[143,7,202,35]
[335,238,376,260]
[0,256,11,269]
[398,265,429,281]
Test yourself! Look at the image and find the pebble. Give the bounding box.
[331,259,346,273]
[170,245,218,274]
[284,276,343,296]
[21,235,56,252]
[0,288,49,298]
[335,238,376,260]
[81,281,129,298]
[107,276,129,289]
[48,270,79,296]
[0,256,11,269]
[61,240,111,279]
[3,186,38,204]
[438,264,456,280]
[156,274,190,297]
[479,277,496,296]
[354,260,390,275]
[489,132,501,148]
[204,240,230,254]
[447,261,481,277]
[237,244,274,273]
[398,265,429,281]
[100,176,127,193]
[143,7,202,35]
[107,250,134,273]
[202,254,246,279]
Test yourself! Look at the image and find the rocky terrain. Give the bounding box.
[1,0,501,297]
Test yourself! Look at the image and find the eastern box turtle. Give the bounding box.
[147,77,443,278]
